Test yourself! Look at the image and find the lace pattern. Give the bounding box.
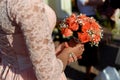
[0,0,63,80]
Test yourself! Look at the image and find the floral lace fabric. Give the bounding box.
[0,0,63,80]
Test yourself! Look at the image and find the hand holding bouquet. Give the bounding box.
[59,13,103,46]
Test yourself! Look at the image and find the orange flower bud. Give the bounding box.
[78,32,90,43]
[61,28,73,37]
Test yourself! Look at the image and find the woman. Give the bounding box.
[0,0,84,80]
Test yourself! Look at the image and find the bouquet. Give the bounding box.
[59,13,103,46]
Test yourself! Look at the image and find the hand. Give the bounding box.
[55,42,66,56]
[66,38,84,63]
[56,43,73,70]
[55,40,84,64]
[67,43,84,64]
[72,43,84,59]
[67,38,84,59]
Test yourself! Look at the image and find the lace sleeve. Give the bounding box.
[7,0,63,80]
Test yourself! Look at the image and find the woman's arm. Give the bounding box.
[7,0,68,80]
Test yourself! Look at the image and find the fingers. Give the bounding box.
[80,44,84,53]
[78,55,82,59]
[69,43,84,59]
[55,43,66,55]
[68,52,77,64]
[78,44,84,53]
[64,42,69,48]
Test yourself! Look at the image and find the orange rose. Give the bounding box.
[66,14,79,31]
[78,32,90,43]
[91,22,100,31]
[61,28,73,37]
[68,22,79,31]
[81,22,91,32]
[66,14,76,24]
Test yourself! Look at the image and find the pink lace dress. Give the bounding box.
[0,0,67,80]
